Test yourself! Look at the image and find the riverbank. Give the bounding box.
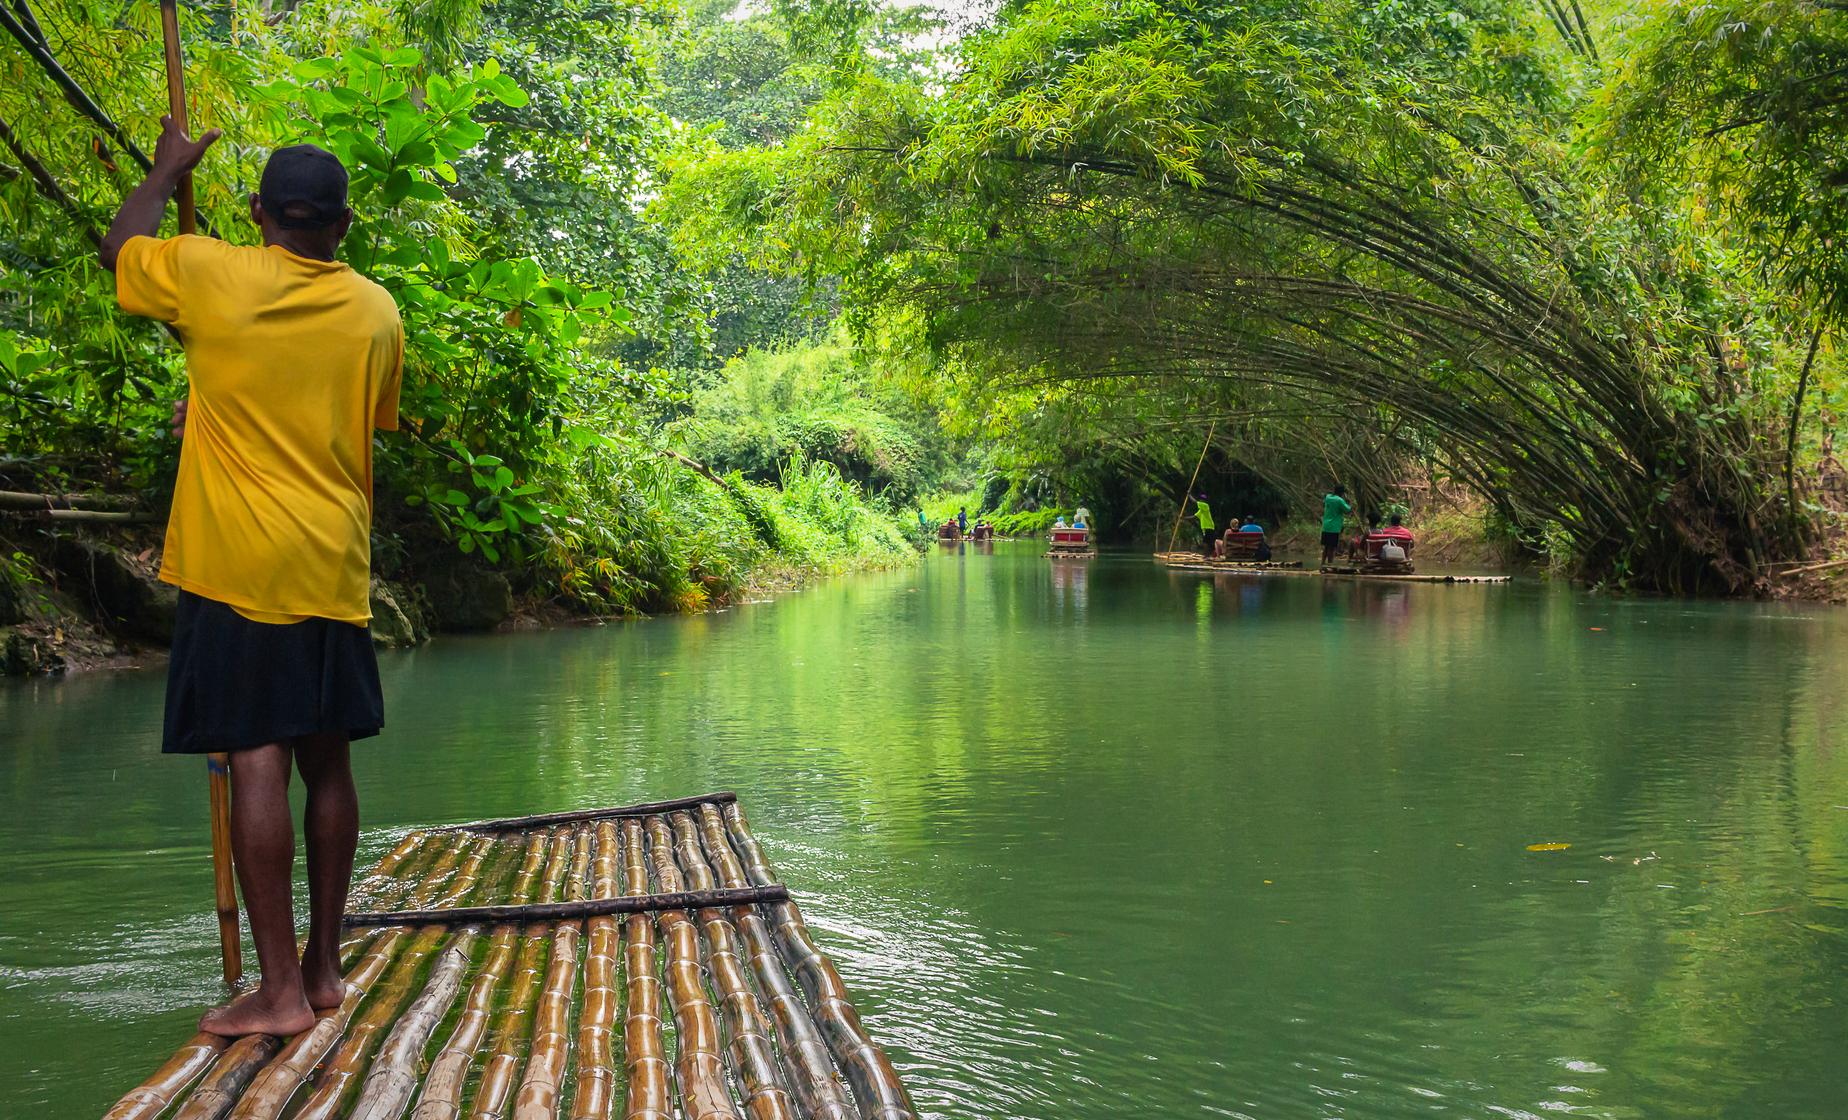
[0,462,919,676]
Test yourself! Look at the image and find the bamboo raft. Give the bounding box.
[104,791,916,1120]
[1153,553,1510,584]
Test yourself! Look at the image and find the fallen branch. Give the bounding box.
[0,489,141,511]
[1774,555,1848,578]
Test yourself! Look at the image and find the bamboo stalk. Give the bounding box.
[469,827,577,1119]
[722,804,917,1120]
[157,0,197,235]
[206,752,240,985]
[229,834,475,1120]
[668,811,797,1120]
[346,835,507,1120]
[170,1035,281,1120]
[695,804,858,1120]
[569,820,622,1120]
[454,791,738,833]
[100,1034,229,1120]
[512,826,594,1119]
[620,818,673,1120]
[411,831,553,1120]
[643,815,741,1120]
[344,885,792,928]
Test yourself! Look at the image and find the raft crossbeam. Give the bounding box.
[342,883,792,927]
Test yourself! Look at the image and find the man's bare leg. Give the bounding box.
[199,743,316,1037]
[294,732,357,1011]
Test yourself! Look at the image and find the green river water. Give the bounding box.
[3,542,1847,1118]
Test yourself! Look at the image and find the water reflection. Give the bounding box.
[2,543,1847,1118]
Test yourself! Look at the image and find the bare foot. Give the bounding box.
[199,986,316,1038]
[300,954,348,1012]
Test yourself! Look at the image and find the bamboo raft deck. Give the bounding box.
[1153,553,1510,584]
[104,791,916,1120]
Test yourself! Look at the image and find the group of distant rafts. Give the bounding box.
[1154,487,1508,584]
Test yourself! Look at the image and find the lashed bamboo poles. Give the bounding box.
[721,804,917,1120]
[411,831,553,1120]
[170,1035,281,1120]
[347,836,520,1120]
[569,820,622,1120]
[102,833,439,1120]
[469,827,578,1119]
[457,791,738,833]
[511,825,593,1118]
[240,833,484,1120]
[642,815,741,1120]
[667,811,798,1120]
[692,804,858,1120]
[620,818,673,1120]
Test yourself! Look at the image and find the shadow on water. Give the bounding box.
[3,540,1846,1118]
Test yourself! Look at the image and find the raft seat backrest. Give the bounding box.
[1363,534,1415,560]
[1224,530,1265,558]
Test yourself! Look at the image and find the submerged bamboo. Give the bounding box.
[411,831,553,1120]
[668,811,797,1120]
[469,827,578,1119]
[695,804,858,1120]
[569,819,622,1120]
[246,834,480,1120]
[100,1034,229,1120]
[347,834,509,1120]
[511,825,593,1118]
[620,818,673,1120]
[643,815,742,1120]
[722,803,917,1120]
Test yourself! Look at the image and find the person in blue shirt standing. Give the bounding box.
[957,507,969,535]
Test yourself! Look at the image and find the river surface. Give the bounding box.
[3,542,1847,1118]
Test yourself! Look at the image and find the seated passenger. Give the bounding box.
[1239,516,1263,533]
[1349,516,1381,561]
[1376,514,1414,544]
[1074,505,1091,528]
[1054,516,1069,528]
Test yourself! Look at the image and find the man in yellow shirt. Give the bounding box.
[101,117,403,1038]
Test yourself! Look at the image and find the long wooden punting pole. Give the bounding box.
[620,818,673,1120]
[668,811,799,1120]
[411,832,551,1120]
[722,803,918,1120]
[161,0,236,987]
[643,815,742,1120]
[568,819,622,1120]
[692,805,858,1120]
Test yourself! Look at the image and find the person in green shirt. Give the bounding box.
[1320,486,1352,566]
[1193,493,1217,557]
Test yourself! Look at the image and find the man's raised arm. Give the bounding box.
[98,114,220,272]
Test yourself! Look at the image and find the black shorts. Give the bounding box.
[1321,530,1342,551]
[162,591,383,755]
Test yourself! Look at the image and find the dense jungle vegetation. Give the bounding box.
[3,0,1847,630]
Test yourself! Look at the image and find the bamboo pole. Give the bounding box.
[1166,422,1216,554]
[100,1034,230,1120]
[343,885,792,928]
[411,831,552,1120]
[206,752,240,985]
[721,804,917,1120]
[159,0,235,988]
[170,1034,281,1120]
[233,834,477,1120]
[346,835,509,1120]
[643,815,742,1120]
[454,791,738,833]
[568,819,622,1120]
[512,826,594,1119]
[469,828,577,1119]
[158,0,197,236]
[620,818,673,1120]
[668,811,797,1120]
[693,804,858,1120]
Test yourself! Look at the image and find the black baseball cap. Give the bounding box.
[258,144,349,230]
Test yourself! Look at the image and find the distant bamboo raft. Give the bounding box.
[1152,552,1510,584]
[103,792,916,1120]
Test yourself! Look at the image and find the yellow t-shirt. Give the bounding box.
[116,235,403,625]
